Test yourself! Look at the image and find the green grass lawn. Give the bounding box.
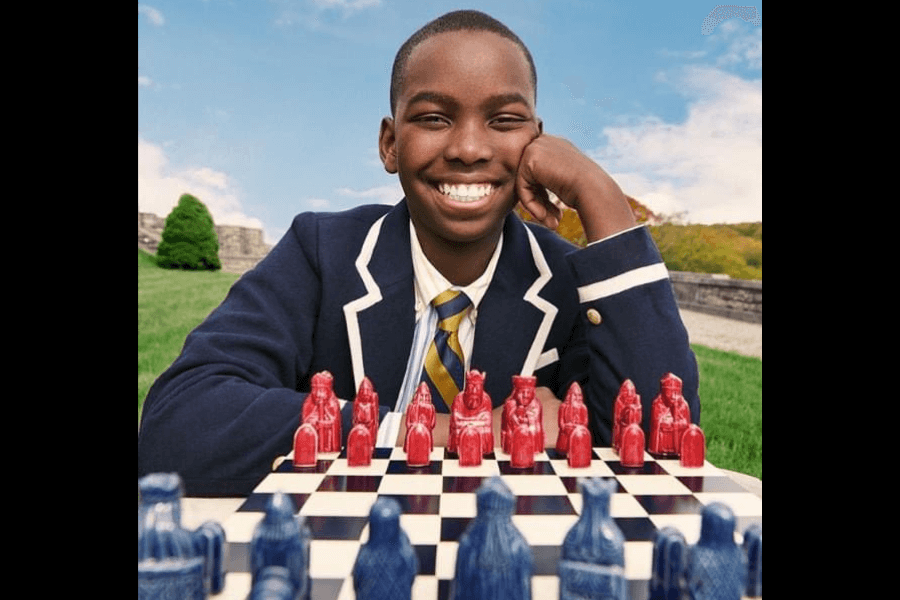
[138,250,761,480]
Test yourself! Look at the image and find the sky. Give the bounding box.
[138,0,762,246]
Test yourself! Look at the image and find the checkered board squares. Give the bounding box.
[219,447,762,600]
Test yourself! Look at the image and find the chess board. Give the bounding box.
[217,446,762,600]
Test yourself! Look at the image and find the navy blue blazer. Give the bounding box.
[138,200,699,496]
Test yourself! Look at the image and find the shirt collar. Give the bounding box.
[410,219,503,319]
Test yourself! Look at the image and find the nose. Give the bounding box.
[444,119,492,165]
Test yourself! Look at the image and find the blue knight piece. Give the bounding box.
[742,523,762,597]
[685,502,747,600]
[451,476,533,600]
[352,496,418,600]
[558,477,627,600]
[138,473,226,600]
[250,492,311,600]
[649,526,688,600]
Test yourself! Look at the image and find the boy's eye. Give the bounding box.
[490,115,527,129]
[413,114,450,127]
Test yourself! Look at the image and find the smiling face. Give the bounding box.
[380,30,541,260]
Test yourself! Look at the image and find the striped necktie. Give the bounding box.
[421,289,471,408]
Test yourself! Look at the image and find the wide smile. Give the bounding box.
[434,182,498,206]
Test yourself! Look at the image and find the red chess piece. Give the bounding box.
[648,373,691,456]
[404,383,436,454]
[556,382,588,454]
[352,377,379,444]
[457,425,483,467]
[566,424,592,468]
[509,422,536,468]
[619,422,645,468]
[679,424,706,468]
[448,371,493,456]
[302,371,342,453]
[502,375,542,454]
[347,423,373,467]
[293,422,318,467]
[612,380,641,454]
[405,422,432,467]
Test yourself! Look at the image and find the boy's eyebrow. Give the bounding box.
[405,91,532,111]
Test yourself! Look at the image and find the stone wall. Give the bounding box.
[669,271,762,324]
[138,211,272,274]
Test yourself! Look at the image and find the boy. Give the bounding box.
[138,10,699,497]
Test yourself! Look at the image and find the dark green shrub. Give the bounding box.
[156,194,222,270]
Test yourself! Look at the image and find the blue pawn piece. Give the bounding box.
[138,473,225,600]
[685,502,747,600]
[742,523,762,597]
[451,476,533,600]
[558,478,626,600]
[250,492,311,600]
[352,496,419,600]
[249,566,298,600]
[649,527,687,600]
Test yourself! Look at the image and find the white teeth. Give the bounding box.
[438,183,494,202]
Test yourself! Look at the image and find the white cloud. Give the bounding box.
[138,137,272,238]
[138,75,152,88]
[591,66,760,224]
[138,4,164,26]
[336,183,403,205]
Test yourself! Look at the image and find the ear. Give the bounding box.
[378,117,398,174]
[536,117,543,135]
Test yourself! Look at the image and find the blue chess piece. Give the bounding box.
[558,477,627,600]
[249,566,300,600]
[685,502,747,600]
[250,492,311,600]
[451,476,533,600]
[649,526,688,600]
[138,473,225,600]
[352,496,418,600]
[742,523,762,597]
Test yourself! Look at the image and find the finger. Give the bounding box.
[516,178,561,229]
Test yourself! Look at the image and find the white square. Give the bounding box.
[512,514,578,545]
[435,541,459,579]
[252,472,325,494]
[399,514,442,545]
[439,492,477,518]
[378,474,444,496]
[501,474,568,496]
[325,458,391,476]
[299,491,378,516]
[308,540,360,578]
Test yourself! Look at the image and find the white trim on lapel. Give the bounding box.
[343,214,387,391]
[520,226,559,376]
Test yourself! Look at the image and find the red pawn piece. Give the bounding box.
[502,375,543,454]
[679,424,706,468]
[457,425,483,467]
[347,423,373,467]
[556,382,588,454]
[510,422,536,468]
[293,422,318,467]
[612,379,641,454]
[302,371,342,453]
[566,424,592,468]
[352,377,379,444]
[404,383,436,454]
[619,422,645,468]
[448,371,493,457]
[648,373,691,456]
[405,422,432,467]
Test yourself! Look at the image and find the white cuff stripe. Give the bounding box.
[577,263,669,303]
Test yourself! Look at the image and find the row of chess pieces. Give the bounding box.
[293,369,706,470]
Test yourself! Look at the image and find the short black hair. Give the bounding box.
[390,10,537,116]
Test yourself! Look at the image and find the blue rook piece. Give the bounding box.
[558,477,626,600]
[352,496,418,600]
[685,502,747,600]
[138,473,226,600]
[742,523,762,597]
[451,476,533,600]
[649,527,688,600]
[249,492,311,600]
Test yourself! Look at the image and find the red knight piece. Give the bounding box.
[679,424,706,468]
[293,422,318,467]
[502,375,543,455]
[648,373,691,457]
[612,379,641,454]
[619,422,645,468]
[448,370,493,457]
[404,382,436,454]
[347,423,373,467]
[556,382,588,454]
[352,377,379,444]
[566,424,592,468]
[301,371,342,453]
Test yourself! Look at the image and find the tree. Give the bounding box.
[156,194,222,270]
